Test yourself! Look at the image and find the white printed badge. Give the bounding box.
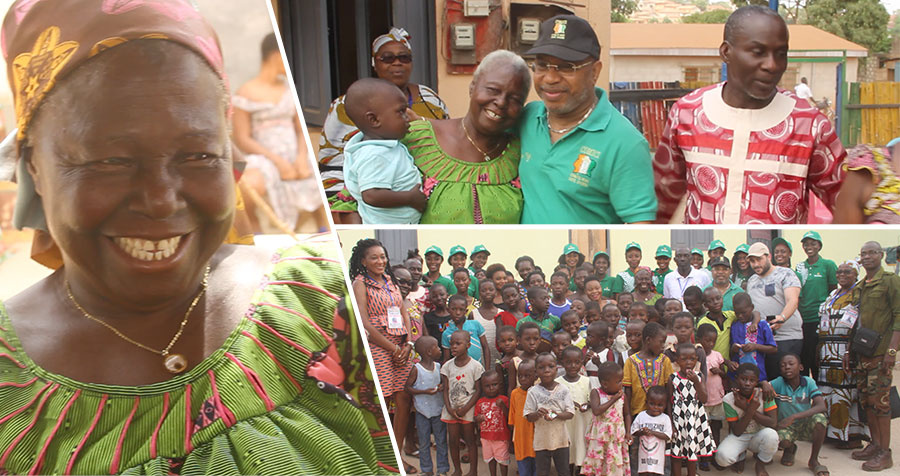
[840,306,859,328]
[387,306,403,329]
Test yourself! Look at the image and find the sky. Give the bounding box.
[883,0,900,14]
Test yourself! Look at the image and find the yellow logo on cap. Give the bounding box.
[551,20,567,39]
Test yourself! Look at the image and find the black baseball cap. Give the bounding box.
[709,256,731,268]
[525,15,600,62]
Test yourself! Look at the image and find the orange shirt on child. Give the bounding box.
[508,387,535,459]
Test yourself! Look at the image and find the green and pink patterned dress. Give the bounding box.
[402,119,523,224]
[0,243,396,475]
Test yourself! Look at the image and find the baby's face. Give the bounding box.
[371,89,410,139]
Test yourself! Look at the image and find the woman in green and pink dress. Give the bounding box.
[0,1,395,474]
[403,50,530,224]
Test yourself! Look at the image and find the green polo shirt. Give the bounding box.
[601,275,617,298]
[653,268,672,295]
[796,257,837,323]
[703,281,744,312]
[855,268,900,356]
[518,87,657,224]
[612,268,637,294]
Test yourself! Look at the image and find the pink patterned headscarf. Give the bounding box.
[2,0,225,143]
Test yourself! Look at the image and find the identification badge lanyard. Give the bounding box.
[381,277,403,329]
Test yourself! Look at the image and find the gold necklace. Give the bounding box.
[64,266,211,374]
[548,98,597,135]
[461,117,503,162]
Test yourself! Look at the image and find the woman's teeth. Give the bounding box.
[485,110,502,120]
[113,236,181,261]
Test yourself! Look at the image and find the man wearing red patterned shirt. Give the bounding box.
[653,6,846,224]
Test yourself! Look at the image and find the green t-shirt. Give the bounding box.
[796,257,837,322]
[653,268,672,295]
[515,313,562,346]
[518,88,657,224]
[601,275,617,298]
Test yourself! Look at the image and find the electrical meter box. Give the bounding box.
[450,23,477,64]
[464,0,491,17]
[519,18,540,44]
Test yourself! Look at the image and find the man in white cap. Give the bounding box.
[746,242,802,380]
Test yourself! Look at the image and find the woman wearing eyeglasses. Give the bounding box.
[320,28,449,224]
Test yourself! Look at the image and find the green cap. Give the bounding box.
[563,243,581,255]
[801,231,822,245]
[707,239,726,252]
[772,237,792,252]
[424,245,443,257]
[593,251,610,261]
[691,248,703,256]
[734,243,750,255]
[448,245,467,257]
[655,245,673,258]
[472,244,490,256]
[625,242,642,252]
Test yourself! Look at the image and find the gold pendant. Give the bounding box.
[164,353,188,374]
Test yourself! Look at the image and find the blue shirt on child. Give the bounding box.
[441,320,486,363]
[730,320,776,380]
[343,133,422,224]
[770,376,822,419]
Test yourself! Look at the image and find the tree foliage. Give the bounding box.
[612,0,638,22]
[682,10,732,23]
[806,0,890,53]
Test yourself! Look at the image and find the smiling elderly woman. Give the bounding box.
[403,49,531,224]
[0,1,394,474]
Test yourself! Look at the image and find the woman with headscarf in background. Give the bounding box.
[319,27,449,224]
[819,261,869,448]
[0,1,395,474]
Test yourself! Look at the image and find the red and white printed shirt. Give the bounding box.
[653,83,846,224]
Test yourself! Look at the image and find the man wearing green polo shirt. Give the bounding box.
[653,245,673,295]
[703,256,744,311]
[517,14,657,224]
[592,251,617,298]
[433,245,479,298]
[795,231,836,378]
[612,242,643,294]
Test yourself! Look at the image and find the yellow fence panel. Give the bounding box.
[859,82,900,145]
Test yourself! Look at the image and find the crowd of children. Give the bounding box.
[391,241,842,476]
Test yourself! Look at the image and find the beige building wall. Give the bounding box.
[338,228,900,275]
[610,55,719,84]
[434,0,611,119]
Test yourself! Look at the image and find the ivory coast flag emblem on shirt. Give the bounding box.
[573,153,596,176]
